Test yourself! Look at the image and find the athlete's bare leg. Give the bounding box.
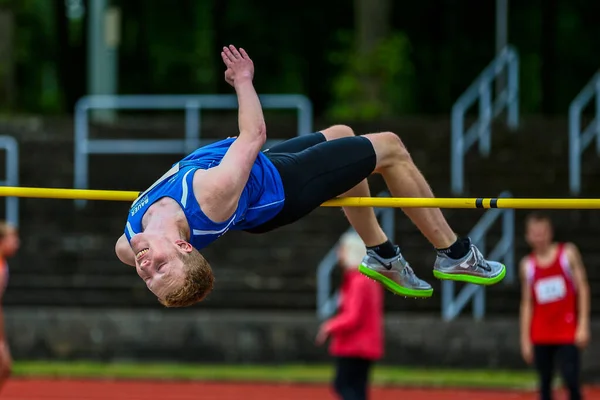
[357,131,506,295]
[319,125,388,248]
[319,125,434,298]
[362,132,456,248]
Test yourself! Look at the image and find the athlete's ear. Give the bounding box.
[175,240,193,253]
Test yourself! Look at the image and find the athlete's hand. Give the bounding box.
[0,340,11,364]
[575,324,590,349]
[520,339,533,365]
[315,323,330,346]
[0,338,12,379]
[221,45,254,87]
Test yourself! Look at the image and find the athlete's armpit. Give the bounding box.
[518,257,533,347]
[115,234,136,267]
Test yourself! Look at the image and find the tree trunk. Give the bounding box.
[53,0,74,112]
[0,9,15,110]
[354,0,391,107]
[541,0,557,115]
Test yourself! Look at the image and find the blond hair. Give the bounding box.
[159,249,215,307]
[338,231,366,268]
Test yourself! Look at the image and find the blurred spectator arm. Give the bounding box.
[0,269,7,342]
[519,257,533,364]
[566,243,590,347]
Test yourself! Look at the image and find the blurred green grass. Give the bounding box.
[12,362,536,389]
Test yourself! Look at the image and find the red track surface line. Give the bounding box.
[1,379,599,400]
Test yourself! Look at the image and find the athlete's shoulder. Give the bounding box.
[519,254,531,268]
[519,255,527,266]
[562,242,585,271]
[519,255,534,279]
[562,242,580,254]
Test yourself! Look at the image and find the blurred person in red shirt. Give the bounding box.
[0,222,19,392]
[519,212,590,400]
[316,231,384,400]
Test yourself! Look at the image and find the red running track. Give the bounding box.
[1,379,599,400]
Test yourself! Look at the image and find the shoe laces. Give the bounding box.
[403,264,415,275]
[471,246,491,272]
[400,261,419,283]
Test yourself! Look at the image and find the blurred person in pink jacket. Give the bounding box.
[0,222,19,393]
[316,231,384,400]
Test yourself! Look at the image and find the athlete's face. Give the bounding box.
[1,226,19,257]
[525,219,553,250]
[129,232,192,300]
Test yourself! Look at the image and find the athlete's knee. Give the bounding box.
[369,131,411,171]
[322,125,355,140]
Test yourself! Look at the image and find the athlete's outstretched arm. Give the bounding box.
[518,257,533,365]
[115,234,136,266]
[566,242,591,348]
[226,46,265,146]
[193,45,266,222]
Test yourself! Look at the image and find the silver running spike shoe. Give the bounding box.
[358,249,433,298]
[433,238,506,285]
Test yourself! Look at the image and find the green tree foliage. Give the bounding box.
[2,0,600,117]
[0,0,61,113]
[328,31,415,120]
[117,0,217,94]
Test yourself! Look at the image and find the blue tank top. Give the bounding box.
[124,138,285,250]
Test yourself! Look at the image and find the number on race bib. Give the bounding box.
[534,275,567,304]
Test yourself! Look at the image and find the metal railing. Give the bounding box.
[0,136,19,227]
[451,46,520,195]
[74,94,313,207]
[569,71,600,195]
[441,191,514,321]
[316,191,394,320]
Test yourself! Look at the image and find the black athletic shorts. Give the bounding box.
[245,132,377,233]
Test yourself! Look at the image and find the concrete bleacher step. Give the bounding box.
[4,288,156,307]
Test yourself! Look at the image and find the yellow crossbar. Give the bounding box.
[0,186,598,209]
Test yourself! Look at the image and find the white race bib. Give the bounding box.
[534,275,567,304]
